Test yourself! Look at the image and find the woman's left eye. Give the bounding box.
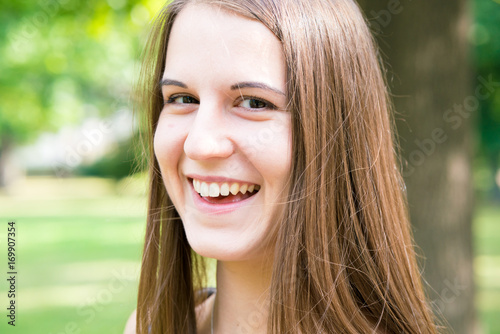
[164,95,199,105]
[238,97,277,110]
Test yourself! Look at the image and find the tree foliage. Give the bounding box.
[0,0,165,147]
[473,0,500,197]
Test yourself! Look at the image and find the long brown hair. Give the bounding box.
[135,0,439,333]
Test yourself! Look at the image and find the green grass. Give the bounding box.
[474,204,500,334]
[0,177,146,334]
[0,176,498,333]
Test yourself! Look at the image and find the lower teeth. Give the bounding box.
[200,190,258,203]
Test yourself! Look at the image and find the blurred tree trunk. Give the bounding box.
[357,0,478,333]
[0,136,13,188]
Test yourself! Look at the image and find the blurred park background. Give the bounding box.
[0,0,499,333]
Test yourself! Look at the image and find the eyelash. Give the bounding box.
[163,94,199,105]
[163,94,278,111]
[238,96,278,110]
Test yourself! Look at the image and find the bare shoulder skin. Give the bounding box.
[123,309,136,334]
[122,295,215,334]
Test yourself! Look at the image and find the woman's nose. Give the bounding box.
[183,104,234,161]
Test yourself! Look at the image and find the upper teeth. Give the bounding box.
[192,179,260,197]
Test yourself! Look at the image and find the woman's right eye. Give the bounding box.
[164,95,199,105]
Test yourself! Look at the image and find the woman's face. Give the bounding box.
[154,3,292,261]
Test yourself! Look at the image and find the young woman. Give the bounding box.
[127,0,439,333]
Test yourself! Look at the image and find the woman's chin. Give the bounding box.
[189,240,251,261]
[187,234,270,262]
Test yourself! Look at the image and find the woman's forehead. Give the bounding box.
[163,3,286,91]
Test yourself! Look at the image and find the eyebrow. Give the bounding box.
[160,78,285,96]
[230,82,286,96]
[160,78,187,89]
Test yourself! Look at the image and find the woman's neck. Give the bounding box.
[213,257,273,334]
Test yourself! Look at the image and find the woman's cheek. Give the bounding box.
[153,116,188,176]
[262,117,292,178]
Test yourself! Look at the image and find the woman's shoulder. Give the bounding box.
[197,287,216,299]
[122,288,215,334]
[123,309,136,334]
[195,287,217,334]
[195,286,217,313]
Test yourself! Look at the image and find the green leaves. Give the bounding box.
[0,0,164,145]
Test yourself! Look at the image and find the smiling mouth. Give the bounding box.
[189,178,260,204]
